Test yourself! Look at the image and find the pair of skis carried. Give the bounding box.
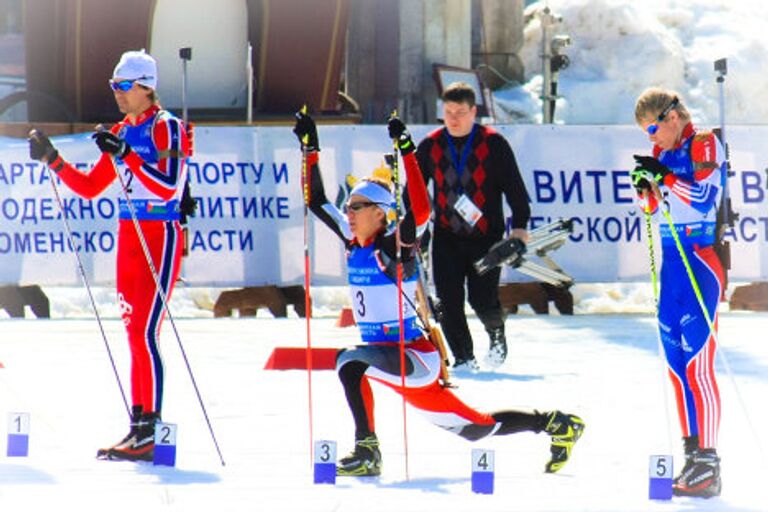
[410,218,575,388]
[474,218,575,288]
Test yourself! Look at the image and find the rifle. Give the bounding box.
[713,58,738,295]
[414,252,454,387]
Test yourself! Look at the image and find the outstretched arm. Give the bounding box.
[28,129,117,199]
[388,116,431,245]
[293,110,352,243]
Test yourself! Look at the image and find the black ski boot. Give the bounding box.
[544,410,585,473]
[337,434,382,477]
[673,436,699,486]
[673,448,721,498]
[97,406,158,462]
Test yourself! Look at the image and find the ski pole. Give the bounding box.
[643,207,673,452]
[44,165,130,418]
[645,211,659,305]
[661,205,766,462]
[390,110,410,480]
[105,132,225,466]
[660,207,716,334]
[298,104,315,468]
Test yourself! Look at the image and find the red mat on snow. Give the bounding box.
[263,347,338,370]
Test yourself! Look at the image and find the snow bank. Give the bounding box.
[495,0,768,125]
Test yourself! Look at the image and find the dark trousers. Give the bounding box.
[432,229,505,363]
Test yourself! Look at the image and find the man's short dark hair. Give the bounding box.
[442,82,476,107]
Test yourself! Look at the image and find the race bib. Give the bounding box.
[454,194,483,227]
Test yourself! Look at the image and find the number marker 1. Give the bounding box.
[314,440,337,484]
[153,422,177,467]
[649,455,673,500]
[471,448,494,494]
[7,412,30,457]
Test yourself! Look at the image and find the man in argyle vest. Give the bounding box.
[415,82,530,371]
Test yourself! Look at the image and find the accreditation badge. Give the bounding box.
[454,194,483,227]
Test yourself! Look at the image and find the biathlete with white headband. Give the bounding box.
[293,111,585,477]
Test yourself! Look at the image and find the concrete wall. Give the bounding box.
[473,0,525,88]
[348,0,524,124]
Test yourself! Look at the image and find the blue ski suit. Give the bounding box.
[639,122,724,449]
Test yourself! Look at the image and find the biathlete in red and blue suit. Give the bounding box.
[29,50,189,462]
[293,110,584,477]
[633,88,724,498]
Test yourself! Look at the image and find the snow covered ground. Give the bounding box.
[1,308,766,511]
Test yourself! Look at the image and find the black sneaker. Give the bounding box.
[337,435,382,476]
[484,327,507,368]
[453,357,480,373]
[673,449,721,498]
[97,409,158,462]
[544,411,585,473]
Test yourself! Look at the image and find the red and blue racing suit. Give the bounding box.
[49,105,189,416]
[639,122,724,450]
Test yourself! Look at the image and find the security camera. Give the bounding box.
[551,35,571,53]
[714,58,727,75]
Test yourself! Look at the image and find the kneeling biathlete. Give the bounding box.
[293,111,585,477]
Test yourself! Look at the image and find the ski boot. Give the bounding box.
[544,411,585,473]
[337,435,382,476]
[672,448,721,498]
[97,406,158,462]
[673,436,699,486]
[484,327,508,368]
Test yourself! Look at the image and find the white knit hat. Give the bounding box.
[112,49,158,89]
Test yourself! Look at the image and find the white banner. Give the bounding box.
[1,124,767,286]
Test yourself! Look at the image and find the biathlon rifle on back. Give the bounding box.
[713,57,738,293]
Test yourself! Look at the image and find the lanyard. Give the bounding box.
[445,124,477,192]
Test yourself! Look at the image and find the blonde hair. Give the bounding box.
[360,176,392,192]
[634,87,690,125]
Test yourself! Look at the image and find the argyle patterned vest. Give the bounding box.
[427,125,493,237]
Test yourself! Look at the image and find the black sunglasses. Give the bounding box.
[646,97,679,135]
[343,201,384,213]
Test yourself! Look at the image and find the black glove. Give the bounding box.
[28,129,59,163]
[93,130,131,159]
[387,116,415,154]
[629,167,654,193]
[293,110,319,151]
[633,155,672,184]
